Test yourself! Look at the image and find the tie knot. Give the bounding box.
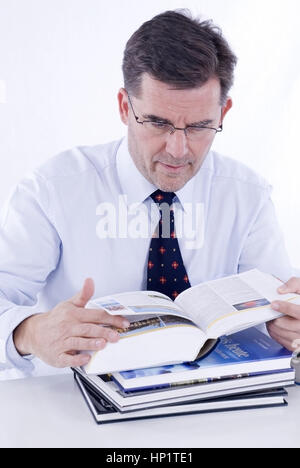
[150,190,176,206]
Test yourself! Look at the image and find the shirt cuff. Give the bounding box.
[6,332,35,373]
[3,309,41,374]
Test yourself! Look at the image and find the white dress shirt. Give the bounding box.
[0,137,292,379]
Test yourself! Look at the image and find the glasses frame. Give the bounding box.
[127,92,223,137]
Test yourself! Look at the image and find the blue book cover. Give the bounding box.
[113,327,293,390]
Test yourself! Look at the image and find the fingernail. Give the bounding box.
[95,339,106,348]
[122,320,130,328]
[272,302,280,311]
[82,355,91,365]
[278,286,287,293]
[108,331,120,341]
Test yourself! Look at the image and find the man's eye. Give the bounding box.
[187,126,207,133]
[150,122,167,129]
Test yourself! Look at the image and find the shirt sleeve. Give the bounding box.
[0,171,61,375]
[238,187,293,283]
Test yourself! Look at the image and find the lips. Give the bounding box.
[158,162,187,173]
[164,164,185,169]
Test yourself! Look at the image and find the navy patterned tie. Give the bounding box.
[147,190,191,300]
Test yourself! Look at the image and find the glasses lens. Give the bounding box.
[142,122,219,140]
[143,122,173,135]
[185,127,215,141]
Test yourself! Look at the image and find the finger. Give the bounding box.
[63,336,108,353]
[57,352,92,368]
[267,320,300,340]
[69,278,95,308]
[268,315,300,334]
[266,327,296,351]
[278,277,300,294]
[292,338,300,351]
[71,323,120,342]
[271,301,300,319]
[267,319,300,341]
[76,308,130,329]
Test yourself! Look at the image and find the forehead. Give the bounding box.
[137,74,221,117]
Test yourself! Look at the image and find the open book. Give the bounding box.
[80,269,299,375]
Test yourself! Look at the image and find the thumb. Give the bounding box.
[278,277,300,294]
[70,278,95,308]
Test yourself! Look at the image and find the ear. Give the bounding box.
[118,88,129,126]
[221,97,233,124]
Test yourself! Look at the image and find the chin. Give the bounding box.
[155,178,187,193]
[151,165,195,193]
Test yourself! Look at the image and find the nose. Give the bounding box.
[165,129,189,160]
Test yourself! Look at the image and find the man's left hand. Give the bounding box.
[267,277,300,351]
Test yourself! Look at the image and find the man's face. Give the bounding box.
[118,74,232,192]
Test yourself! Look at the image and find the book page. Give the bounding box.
[112,314,200,340]
[175,269,298,337]
[237,269,299,303]
[175,284,234,332]
[87,290,191,320]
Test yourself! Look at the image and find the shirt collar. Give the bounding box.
[116,137,157,207]
[116,136,211,210]
[175,153,212,210]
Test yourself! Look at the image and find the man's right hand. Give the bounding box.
[13,278,130,368]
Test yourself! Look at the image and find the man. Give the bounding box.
[0,10,297,380]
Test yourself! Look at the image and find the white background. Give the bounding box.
[0,0,300,267]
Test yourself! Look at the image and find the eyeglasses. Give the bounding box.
[127,93,223,141]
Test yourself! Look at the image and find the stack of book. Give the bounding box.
[73,327,295,424]
[73,270,298,423]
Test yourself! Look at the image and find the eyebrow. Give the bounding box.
[142,113,214,127]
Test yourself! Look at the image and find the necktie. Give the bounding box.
[147,190,191,300]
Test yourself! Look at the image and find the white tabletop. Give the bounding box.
[0,374,299,448]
